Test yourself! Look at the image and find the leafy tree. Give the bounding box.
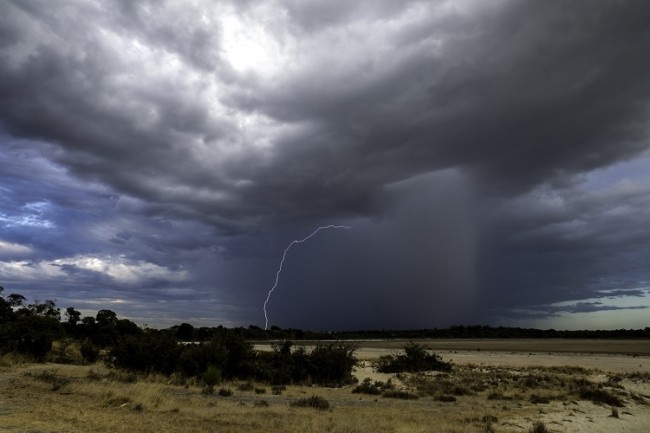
[96,309,118,327]
[7,293,26,308]
[65,307,81,326]
[175,322,195,341]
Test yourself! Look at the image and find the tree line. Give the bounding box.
[0,287,356,386]
[2,286,649,385]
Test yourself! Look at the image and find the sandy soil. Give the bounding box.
[356,348,650,374]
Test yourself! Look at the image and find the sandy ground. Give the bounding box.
[260,339,650,432]
[256,339,650,374]
[359,348,650,374]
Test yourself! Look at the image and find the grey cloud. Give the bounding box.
[2,1,650,329]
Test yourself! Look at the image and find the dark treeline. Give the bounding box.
[238,325,650,341]
[1,286,649,386]
[0,287,357,386]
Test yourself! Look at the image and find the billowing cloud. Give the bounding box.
[1,0,649,329]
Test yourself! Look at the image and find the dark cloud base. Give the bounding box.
[1,1,650,330]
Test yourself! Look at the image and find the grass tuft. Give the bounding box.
[290,395,330,410]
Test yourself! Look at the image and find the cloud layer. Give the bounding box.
[1,0,649,329]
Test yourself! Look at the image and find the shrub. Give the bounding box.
[382,390,419,400]
[290,395,330,410]
[352,378,385,395]
[237,381,254,391]
[80,340,100,364]
[377,343,452,373]
[435,395,456,402]
[202,366,222,394]
[218,388,233,397]
[529,421,548,433]
[255,387,266,394]
[578,386,624,407]
[530,394,551,404]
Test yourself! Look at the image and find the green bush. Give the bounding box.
[203,366,222,387]
[218,388,233,397]
[377,343,452,373]
[578,386,624,407]
[382,390,419,400]
[352,377,393,395]
[290,395,330,410]
[80,340,100,364]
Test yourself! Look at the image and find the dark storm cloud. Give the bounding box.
[1,0,650,328]
[2,0,649,228]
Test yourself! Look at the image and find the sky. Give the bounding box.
[1,0,650,330]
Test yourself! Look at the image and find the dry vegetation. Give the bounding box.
[1,344,650,433]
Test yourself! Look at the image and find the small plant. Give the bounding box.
[382,390,419,400]
[272,385,285,395]
[487,391,511,400]
[529,421,549,433]
[578,386,624,407]
[530,394,551,404]
[202,366,222,394]
[33,369,69,391]
[86,369,103,381]
[290,395,330,410]
[237,381,255,391]
[218,388,233,397]
[611,407,619,418]
[435,395,456,402]
[377,343,452,373]
[80,340,100,364]
[254,387,266,394]
[352,378,387,395]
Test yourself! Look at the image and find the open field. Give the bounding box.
[1,339,649,433]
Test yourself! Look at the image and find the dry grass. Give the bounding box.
[1,351,649,433]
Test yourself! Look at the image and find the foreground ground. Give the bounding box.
[1,339,649,433]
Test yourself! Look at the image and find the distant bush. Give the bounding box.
[434,395,456,402]
[237,381,255,391]
[80,340,99,364]
[382,390,419,400]
[578,386,624,407]
[377,343,451,373]
[529,421,548,433]
[202,366,222,394]
[290,395,330,410]
[352,378,393,395]
[529,394,551,404]
[218,388,233,397]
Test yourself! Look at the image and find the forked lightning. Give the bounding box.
[263,225,352,330]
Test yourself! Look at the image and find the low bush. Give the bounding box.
[218,388,233,397]
[377,343,452,373]
[578,386,624,407]
[382,390,419,400]
[529,421,548,433]
[529,394,551,404]
[434,394,456,402]
[237,381,254,391]
[290,395,330,410]
[352,378,393,395]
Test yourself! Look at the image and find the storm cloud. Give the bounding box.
[1,0,649,329]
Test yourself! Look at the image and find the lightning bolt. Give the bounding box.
[263,224,352,330]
